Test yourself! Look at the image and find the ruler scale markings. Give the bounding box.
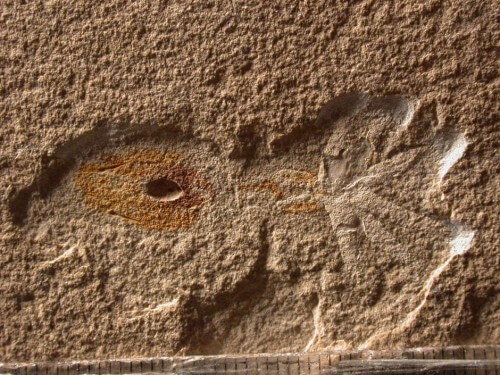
[2,346,500,374]
[495,347,499,375]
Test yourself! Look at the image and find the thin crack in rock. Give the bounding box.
[359,226,475,349]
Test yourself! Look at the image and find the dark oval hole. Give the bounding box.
[145,177,184,202]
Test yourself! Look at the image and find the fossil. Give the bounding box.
[9,93,474,354]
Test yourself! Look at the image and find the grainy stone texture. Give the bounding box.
[0,0,498,361]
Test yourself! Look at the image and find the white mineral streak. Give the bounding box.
[47,244,78,264]
[438,133,468,183]
[343,175,378,191]
[128,298,180,320]
[400,99,419,128]
[318,159,327,183]
[276,193,314,208]
[359,225,475,350]
[449,226,476,256]
[152,298,179,311]
[304,301,322,352]
[401,225,475,327]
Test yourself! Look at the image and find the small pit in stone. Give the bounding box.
[145,177,184,202]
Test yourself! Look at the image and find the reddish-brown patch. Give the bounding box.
[74,149,211,230]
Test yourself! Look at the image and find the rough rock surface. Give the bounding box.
[0,0,498,361]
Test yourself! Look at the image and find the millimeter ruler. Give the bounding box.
[1,345,498,374]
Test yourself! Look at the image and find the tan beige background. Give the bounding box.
[0,0,498,361]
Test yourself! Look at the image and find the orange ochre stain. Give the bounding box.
[74,149,211,230]
[279,170,318,185]
[283,202,319,213]
[239,181,284,199]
